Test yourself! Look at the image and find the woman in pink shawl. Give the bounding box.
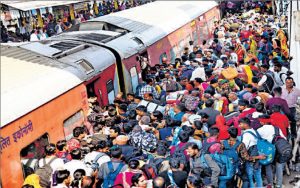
[114,159,143,188]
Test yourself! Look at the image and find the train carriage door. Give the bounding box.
[159,52,167,64]
[193,30,199,46]
[121,64,132,94]
[170,46,176,64]
[138,51,150,81]
[198,15,209,43]
[130,66,139,93]
[106,80,115,104]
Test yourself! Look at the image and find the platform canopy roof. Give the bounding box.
[2,0,85,11]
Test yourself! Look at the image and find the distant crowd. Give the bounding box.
[0,0,154,43]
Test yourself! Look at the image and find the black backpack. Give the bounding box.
[148,157,166,174]
[171,144,188,165]
[262,72,275,93]
[22,159,36,178]
[272,127,293,163]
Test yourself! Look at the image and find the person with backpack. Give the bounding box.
[222,127,266,188]
[197,99,221,127]
[203,127,222,154]
[63,148,93,179]
[232,99,257,136]
[158,158,188,188]
[98,146,127,188]
[36,144,64,187]
[146,143,170,175]
[239,117,269,188]
[272,62,288,87]
[255,117,288,188]
[84,140,110,171]
[258,64,275,93]
[237,84,253,101]
[170,131,190,169]
[186,143,220,187]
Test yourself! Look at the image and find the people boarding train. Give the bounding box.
[19,1,300,188]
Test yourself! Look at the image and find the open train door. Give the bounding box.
[137,51,150,82]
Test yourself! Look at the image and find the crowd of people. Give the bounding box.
[21,1,300,188]
[0,0,153,43]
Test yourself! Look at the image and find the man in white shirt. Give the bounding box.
[190,65,206,81]
[84,140,111,169]
[30,29,39,41]
[38,144,65,181]
[38,144,64,170]
[64,148,93,179]
[271,62,288,87]
[240,117,287,188]
[239,117,263,188]
[228,46,238,64]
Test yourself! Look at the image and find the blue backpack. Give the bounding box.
[237,90,248,100]
[91,153,106,171]
[242,130,276,165]
[200,153,235,180]
[201,139,235,180]
[223,140,240,163]
[102,161,124,188]
[223,140,241,174]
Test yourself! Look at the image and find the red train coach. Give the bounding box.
[59,0,220,100]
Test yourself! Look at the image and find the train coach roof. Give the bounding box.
[87,1,218,57]
[0,45,83,127]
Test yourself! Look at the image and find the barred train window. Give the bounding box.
[63,110,84,140]
[20,133,49,179]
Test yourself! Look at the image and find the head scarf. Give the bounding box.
[23,174,42,188]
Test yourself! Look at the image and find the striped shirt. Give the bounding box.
[281,86,300,108]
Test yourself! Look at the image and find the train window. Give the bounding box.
[178,40,185,54]
[20,133,49,179]
[186,35,192,43]
[193,31,198,46]
[63,110,84,140]
[199,25,209,40]
[169,47,176,64]
[207,18,216,33]
[106,80,115,104]
[159,52,167,64]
